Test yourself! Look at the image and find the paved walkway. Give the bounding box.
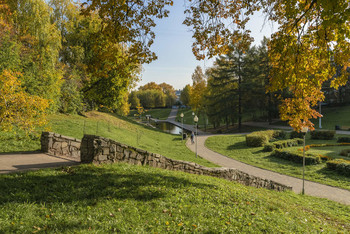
[0,152,79,174]
[186,134,350,205]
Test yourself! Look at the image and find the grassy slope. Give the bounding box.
[0,163,349,233]
[0,111,216,167]
[129,108,172,120]
[205,134,350,190]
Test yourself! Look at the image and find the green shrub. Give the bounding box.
[270,150,321,165]
[263,138,302,152]
[326,159,350,176]
[290,131,304,139]
[272,130,286,139]
[310,130,335,140]
[337,137,350,143]
[263,143,275,152]
[246,132,269,147]
[246,130,286,147]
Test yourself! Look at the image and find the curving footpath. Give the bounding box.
[186,134,350,205]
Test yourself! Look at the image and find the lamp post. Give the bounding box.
[301,126,309,195]
[180,112,184,142]
[194,115,198,158]
[192,112,195,125]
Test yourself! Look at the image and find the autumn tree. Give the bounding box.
[189,66,207,115]
[159,82,177,107]
[129,91,141,109]
[184,0,350,131]
[6,0,62,111]
[81,0,174,65]
[0,70,49,133]
[180,84,191,106]
[139,82,162,91]
[137,89,165,109]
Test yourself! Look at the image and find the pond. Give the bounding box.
[150,121,191,135]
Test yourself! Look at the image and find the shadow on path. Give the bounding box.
[0,152,80,174]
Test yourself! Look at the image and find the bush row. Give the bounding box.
[337,137,350,143]
[263,138,303,152]
[290,131,305,139]
[270,150,322,165]
[246,130,286,147]
[326,159,350,177]
[310,130,335,140]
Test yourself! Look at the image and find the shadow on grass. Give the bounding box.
[263,155,303,168]
[226,141,250,150]
[316,167,350,183]
[172,137,183,141]
[0,164,214,205]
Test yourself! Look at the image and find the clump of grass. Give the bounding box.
[0,163,349,233]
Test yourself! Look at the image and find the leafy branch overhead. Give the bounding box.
[81,0,174,64]
[183,0,350,131]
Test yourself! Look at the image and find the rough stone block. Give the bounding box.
[130,151,137,159]
[70,141,81,148]
[124,150,130,159]
[136,154,144,160]
[110,145,116,153]
[99,154,108,161]
[52,142,62,150]
[61,142,68,148]
[61,146,69,156]
[103,147,109,155]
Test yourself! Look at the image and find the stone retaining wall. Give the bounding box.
[41,132,81,161]
[81,134,292,191]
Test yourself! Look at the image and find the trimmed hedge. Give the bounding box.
[290,131,304,139]
[310,130,335,140]
[246,130,286,147]
[337,137,350,143]
[270,150,322,165]
[263,138,303,152]
[326,159,350,177]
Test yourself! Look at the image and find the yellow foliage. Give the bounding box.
[0,70,49,133]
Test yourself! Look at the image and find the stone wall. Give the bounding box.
[81,134,292,191]
[41,132,81,161]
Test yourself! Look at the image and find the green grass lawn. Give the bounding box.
[313,105,350,130]
[205,134,350,190]
[176,108,202,125]
[129,108,172,120]
[0,163,349,233]
[0,111,216,168]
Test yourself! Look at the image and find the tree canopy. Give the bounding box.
[184,0,350,130]
[2,0,349,133]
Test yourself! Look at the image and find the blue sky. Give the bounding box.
[139,2,277,90]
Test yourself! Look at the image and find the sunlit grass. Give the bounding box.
[128,108,172,120]
[0,163,349,233]
[205,134,350,190]
[0,111,217,167]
